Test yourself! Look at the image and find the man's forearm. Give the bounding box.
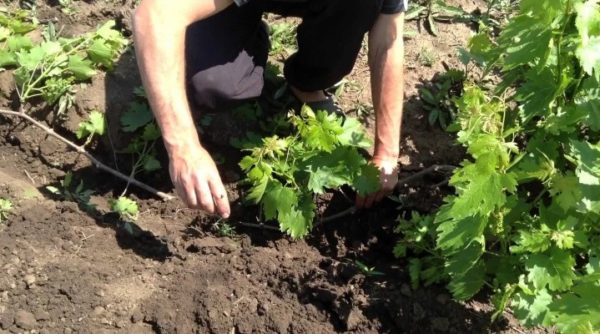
[132,0,232,155]
[368,13,405,160]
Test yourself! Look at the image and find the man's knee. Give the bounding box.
[190,50,264,109]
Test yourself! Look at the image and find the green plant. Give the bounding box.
[109,196,139,222]
[354,260,384,277]
[268,21,297,56]
[239,106,379,239]
[119,88,162,177]
[405,0,472,36]
[419,69,465,129]
[417,47,437,67]
[213,219,236,238]
[397,1,600,332]
[0,19,127,112]
[0,198,13,223]
[46,172,95,210]
[57,0,76,15]
[76,110,107,145]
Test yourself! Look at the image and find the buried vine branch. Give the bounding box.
[0,108,175,201]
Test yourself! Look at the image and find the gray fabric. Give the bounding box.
[191,50,264,109]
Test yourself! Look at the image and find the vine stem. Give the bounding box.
[395,164,456,190]
[0,108,175,201]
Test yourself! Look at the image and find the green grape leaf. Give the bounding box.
[7,35,33,52]
[67,55,97,80]
[448,259,486,300]
[76,110,107,139]
[338,117,372,148]
[300,111,343,152]
[444,239,484,276]
[352,163,380,196]
[262,180,297,221]
[525,247,576,291]
[307,166,347,194]
[499,15,552,70]
[246,176,268,204]
[87,39,114,68]
[142,155,161,172]
[575,1,600,79]
[549,282,600,334]
[436,213,486,253]
[511,229,551,254]
[0,50,17,68]
[141,122,161,141]
[16,46,48,71]
[575,77,600,131]
[121,102,154,132]
[512,289,553,327]
[408,258,422,289]
[279,194,315,239]
[515,68,558,123]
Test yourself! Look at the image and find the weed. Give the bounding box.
[0,198,13,223]
[268,21,297,56]
[354,260,384,277]
[418,69,465,129]
[417,47,437,67]
[213,220,236,238]
[46,172,95,211]
[109,196,139,222]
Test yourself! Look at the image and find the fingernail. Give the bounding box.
[223,212,230,219]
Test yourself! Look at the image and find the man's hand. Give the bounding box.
[355,156,399,209]
[169,143,230,218]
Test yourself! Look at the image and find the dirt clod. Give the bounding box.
[431,317,451,332]
[14,310,36,330]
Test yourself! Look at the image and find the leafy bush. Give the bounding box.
[396,1,600,333]
[0,15,127,111]
[239,107,379,239]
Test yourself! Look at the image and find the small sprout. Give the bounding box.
[355,260,385,277]
[46,172,95,211]
[0,198,13,223]
[76,110,107,144]
[417,47,437,67]
[213,220,236,238]
[109,196,139,222]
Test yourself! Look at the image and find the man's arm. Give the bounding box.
[357,12,405,208]
[133,0,233,217]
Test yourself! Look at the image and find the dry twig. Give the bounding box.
[0,108,175,201]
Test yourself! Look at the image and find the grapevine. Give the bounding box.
[396,1,600,333]
[239,106,380,239]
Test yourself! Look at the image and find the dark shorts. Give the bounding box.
[185,0,405,109]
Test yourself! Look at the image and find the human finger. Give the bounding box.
[196,178,215,214]
[179,177,199,209]
[209,178,230,218]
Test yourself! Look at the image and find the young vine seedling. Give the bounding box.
[0,198,13,223]
[239,106,380,239]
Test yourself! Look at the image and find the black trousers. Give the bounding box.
[185,0,385,109]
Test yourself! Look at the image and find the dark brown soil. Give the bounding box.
[0,1,552,334]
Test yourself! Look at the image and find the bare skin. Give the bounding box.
[133,0,234,217]
[133,0,404,215]
[357,12,405,208]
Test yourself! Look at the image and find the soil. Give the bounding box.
[0,1,553,334]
